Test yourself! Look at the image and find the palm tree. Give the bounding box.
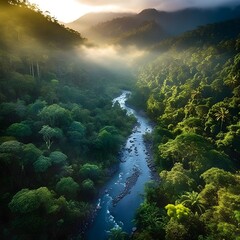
[224,75,238,88]
[214,107,229,131]
[108,227,128,240]
[178,191,205,215]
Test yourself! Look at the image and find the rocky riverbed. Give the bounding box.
[112,167,141,206]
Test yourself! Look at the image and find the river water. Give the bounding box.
[86,91,154,239]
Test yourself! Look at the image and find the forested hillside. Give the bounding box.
[0,1,136,239]
[130,18,240,240]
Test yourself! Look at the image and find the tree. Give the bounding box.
[67,121,85,145]
[96,126,123,155]
[199,183,218,207]
[81,179,95,197]
[9,188,41,214]
[38,104,71,127]
[49,151,67,165]
[158,133,231,173]
[6,122,32,139]
[165,219,188,240]
[39,125,62,150]
[27,99,46,119]
[108,227,128,240]
[165,203,191,220]
[160,163,195,198]
[135,202,163,236]
[214,107,229,131]
[79,163,102,182]
[22,143,42,166]
[158,133,210,170]
[55,177,79,199]
[8,187,67,236]
[33,155,52,173]
[200,168,236,188]
[0,140,22,154]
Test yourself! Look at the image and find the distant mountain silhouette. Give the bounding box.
[68,6,240,47]
[67,12,133,33]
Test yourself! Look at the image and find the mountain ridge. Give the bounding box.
[68,5,240,47]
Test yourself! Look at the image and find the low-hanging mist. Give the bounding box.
[79,44,146,70]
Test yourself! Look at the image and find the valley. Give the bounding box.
[0,1,240,240]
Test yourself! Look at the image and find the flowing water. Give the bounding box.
[86,91,154,239]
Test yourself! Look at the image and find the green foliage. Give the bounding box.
[67,121,85,145]
[201,168,236,187]
[108,227,129,240]
[38,104,72,127]
[9,187,65,215]
[6,122,32,139]
[95,126,124,158]
[158,132,232,173]
[133,16,240,240]
[81,179,95,197]
[55,177,79,199]
[39,125,62,150]
[49,151,67,165]
[177,191,205,214]
[0,1,137,239]
[160,163,195,198]
[79,163,102,182]
[22,143,42,165]
[165,204,191,220]
[0,140,22,153]
[134,202,165,238]
[9,188,41,214]
[33,155,52,173]
[165,219,188,240]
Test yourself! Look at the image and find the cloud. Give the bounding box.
[77,0,123,6]
[76,0,240,12]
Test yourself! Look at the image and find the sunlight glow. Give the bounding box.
[28,0,121,23]
[28,0,90,22]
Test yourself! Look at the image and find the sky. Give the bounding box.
[28,0,240,23]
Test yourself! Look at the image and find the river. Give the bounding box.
[86,91,154,239]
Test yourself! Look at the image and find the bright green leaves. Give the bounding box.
[165,204,191,220]
[177,191,205,215]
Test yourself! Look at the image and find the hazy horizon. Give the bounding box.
[28,0,240,23]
